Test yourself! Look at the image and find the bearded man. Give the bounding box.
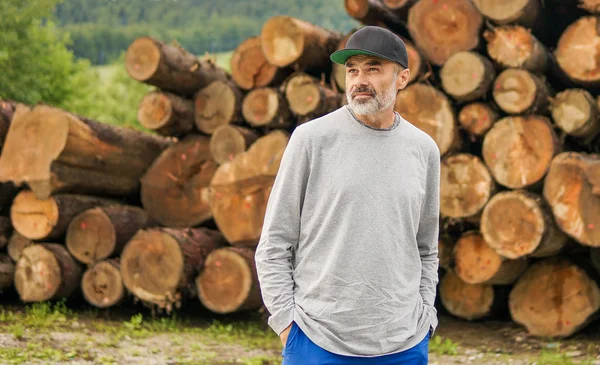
[255,25,440,365]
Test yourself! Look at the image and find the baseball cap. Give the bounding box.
[330,26,409,69]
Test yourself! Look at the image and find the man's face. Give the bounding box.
[344,55,410,115]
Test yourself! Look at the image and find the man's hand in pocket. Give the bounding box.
[279,323,293,346]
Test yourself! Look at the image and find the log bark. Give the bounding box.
[15,243,83,302]
[7,232,32,262]
[137,91,195,137]
[344,0,408,34]
[492,68,552,115]
[260,16,342,74]
[194,80,244,135]
[125,36,229,97]
[0,182,19,216]
[394,82,460,156]
[554,16,600,89]
[140,134,218,228]
[0,99,16,149]
[509,257,600,337]
[440,153,495,221]
[438,237,454,272]
[472,0,546,32]
[230,36,291,91]
[195,246,262,314]
[481,190,570,259]
[0,254,15,291]
[242,87,292,129]
[120,227,226,310]
[482,115,561,189]
[580,0,600,13]
[284,73,340,124]
[209,131,289,246]
[407,0,483,66]
[543,152,600,247]
[549,89,600,142]
[458,102,499,140]
[10,190,118,241]
[81,259,125,308]
[66,205,155,265]
[440,271,509,321]
[0,216,12,250]
[210,125,259,165]
[440,51,496,102]
[0,104,172,200]
[483,25,549,74]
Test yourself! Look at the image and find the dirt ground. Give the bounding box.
[1,297,600,365]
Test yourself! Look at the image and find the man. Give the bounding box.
[255,25,440,365]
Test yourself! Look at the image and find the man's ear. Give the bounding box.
[397,68,410,90]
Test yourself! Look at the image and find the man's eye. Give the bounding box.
[370,68,379,72]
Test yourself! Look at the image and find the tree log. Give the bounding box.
[440,51,496,102]
[0,216,12,250]
[210,125,259,165]
[394,82,460,156]
[120,227,226,310]
[15,243,83,302]
[81,259,124,308]
[242,87,292,129]
[471,0,545,32]
[10,190,117,241]
[7,232,32,262]
[344,0,408,33]
[194,80,244,135]
[458,102,499,140]
[0,254,15,292]
[407,0,483,66]
[125,36,229,97]
[453,231,528,285]
[284,73,340,124]
[549,89,600,142]
[492,68,552,115]
[140,134,218,228]
[440,271,509,321]
[382,0,417,20]
[0,104,172,200]
[482,115,561,189]
[440,153,495,221]
[260,16,342,74]
[209,131,289,246]
[484,25,549,74]
[137,91,195,137]
[66,205,154,265]
[230,36,291,91]
[555,16,600,89]
[509,257,600,337]
[0,182,19,216]
[543,152,600,247]
[481,190,570,259]
[196,246,262,314]
[438,237,454,272]
[0,99,16,149]
[580,0,600,13]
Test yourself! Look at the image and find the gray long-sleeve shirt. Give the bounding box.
[254,105,440,357]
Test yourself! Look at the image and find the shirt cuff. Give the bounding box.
[267,306,295,335]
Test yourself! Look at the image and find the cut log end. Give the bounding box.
[196,247,260,313]
[550,89,600,140]
[82,260,124,308]
[440,52,495,102]
[493,68,550,115]
[555,16,600,88]
[482,115,559,189]
[484,25,548,73]
[261,16,306,67]
[66,208,116,264]
[138,92,173,130]
[120,230,184,307]
[458,103,499,138]
[210,125,258,165]
[440,153,494,219]
[230,37,284,90]
[580,0,600,13]
[440,271,495,321]
[286,74,323,116]
[394,83,459,156]
[509,258,600,337]
[11,190,59,240]
[195,81,242,135]
[345,0,371,19]
[407,0,483,65]
[7,232,33,262]
[125,37,161,82]
[242,88,291,128]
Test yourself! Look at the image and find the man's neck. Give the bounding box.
[352,107,396,130]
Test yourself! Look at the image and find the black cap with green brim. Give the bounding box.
[330,26,409,69]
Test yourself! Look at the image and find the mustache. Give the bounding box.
[350,85,376,96]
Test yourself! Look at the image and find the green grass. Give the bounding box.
[429,334,459,356]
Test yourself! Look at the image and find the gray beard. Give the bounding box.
[346,82,397,115]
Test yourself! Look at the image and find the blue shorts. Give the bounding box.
[282,322,430,365]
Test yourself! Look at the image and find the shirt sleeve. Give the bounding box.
[417,144,441,335]
[254,129,310,336]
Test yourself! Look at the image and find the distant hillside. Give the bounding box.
[54,0,359,64]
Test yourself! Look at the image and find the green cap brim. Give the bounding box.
[330,49,395,65]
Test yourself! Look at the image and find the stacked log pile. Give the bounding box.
[0,0,600,339]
